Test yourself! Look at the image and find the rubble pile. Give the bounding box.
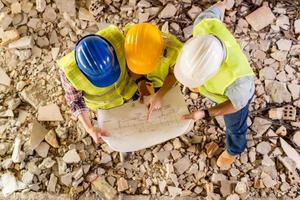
[0,0,299,199]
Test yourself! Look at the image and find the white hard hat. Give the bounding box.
[174,35,224,88]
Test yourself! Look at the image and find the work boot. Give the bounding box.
[217,150,236,168]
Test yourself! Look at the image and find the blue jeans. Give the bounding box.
[223,98,252,156]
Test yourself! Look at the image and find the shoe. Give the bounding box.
[217,150,236,168]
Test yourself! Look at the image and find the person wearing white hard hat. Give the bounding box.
[174,1,255,168]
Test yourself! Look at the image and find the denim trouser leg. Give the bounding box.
[223,99,252,156]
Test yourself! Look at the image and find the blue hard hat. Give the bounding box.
[75,34,121,87]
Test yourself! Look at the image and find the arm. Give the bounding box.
[182,100,238,120]
[147,69,176,120]
[59,71,108,143]
[156,69,177,98]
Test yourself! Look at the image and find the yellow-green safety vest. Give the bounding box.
[124,24,183,88]
[57,25,138,110]
[193,18,255,104]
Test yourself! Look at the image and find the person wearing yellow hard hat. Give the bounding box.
[124,23,183,120]
[174,1,255,168]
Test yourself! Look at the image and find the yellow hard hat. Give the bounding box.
[125,23,164,74]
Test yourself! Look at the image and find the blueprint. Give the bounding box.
[97,85,194,152]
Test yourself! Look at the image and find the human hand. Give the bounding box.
[138,80,154,103]
[182,110,205,121]
[147,93,163,120]
[86,127,109,144]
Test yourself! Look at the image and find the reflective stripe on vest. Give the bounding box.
[193,18,255,104]
[57,25,138,110]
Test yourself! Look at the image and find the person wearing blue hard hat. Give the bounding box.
[57,26,137,144]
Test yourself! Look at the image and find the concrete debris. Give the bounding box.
[47,174,57,192]
[282,105,296,121]
[205,141,219,158]
[0,29,19,46]
[251,117,271,136]
[91,177,117,200]
[173,156,191,174]
[265,80,291,103]
[35,142,50,158]
[245,6,275,31]
[56,0,76,17]
[292,131,300,147]
[235,182,247,194]
[276,39,292,51]
[256,141,272,155]
[226,194,240,200]
[12,135,24,163]
[0,0,298,199]
[45,130,59,148]
[38,104,63,121]
[159,4,177,19]
[0,68,11,86]
[269,107,284,120]
[29,121,48,150]
[295,19,300,34]
[117,177,128,192]
[1,172,18,197]
[62,149,81,164]
[36,0,47,12]
[280,138,300,170]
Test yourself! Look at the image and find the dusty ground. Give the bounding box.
[0,0,299,200]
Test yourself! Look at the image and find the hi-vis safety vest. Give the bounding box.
[124,24,183,88]
[193,18,255,104]
[57,26,138,110]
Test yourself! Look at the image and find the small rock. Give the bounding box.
[172,138,182,149]
[79,7,94,21]
[174,156,191,174]
[259,67,276,80]
[1,29,20,46]
[39,157,56,169]
[45,130,59,148]
[251,117,271,136]
[265,80,291,103]
[295,19,300,34]
[235,182,247,194]
[269,107,284,120]
[276,39,292,51]
[12,135,25,163]
[205,141,219,158]
[22,171,34,185]
[117,177,128,192]
[43,6,57,22]
[29,121,48,150]
[56,0,76,17]
[36,0,46,12]
[245,6,275,31]
[63,149,81,163]
[91,177,117,200]
[292,131,300,147]
[159,4,177,19]
[11,2,22,14]
[183,25,193,39]
[262,155,275,167]
[35,142,50,158]
[226,194,240,200]
[47,174,57,192]
[60,173,72,186]
[36,36,50,48]
[261,172,277,188]
[211,173,227,184]
[0,68,11,87]
[188,6,201,20]
[0,142,10,156]
[280,138,300,170]
[275,126,287,136]
[38,104,63,121]
[158,180,166,193]
[8,36,34,49]
[167,186,182,198]
[1,173,18,197]
[256,141,272,155]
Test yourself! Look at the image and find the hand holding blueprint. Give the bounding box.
[97,85,194,152]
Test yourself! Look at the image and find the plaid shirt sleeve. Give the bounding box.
[59,70,89,117]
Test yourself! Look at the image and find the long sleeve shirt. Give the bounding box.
[59,70,89,117]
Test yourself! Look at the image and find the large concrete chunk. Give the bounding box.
[56,0,76,17]
[280,138,300,170]
[30,121,48,150]
[8,36,34,49]
[265,80,291,103]
[62,149,80,163]
[245,6,275,31]
[38,104,63,121]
